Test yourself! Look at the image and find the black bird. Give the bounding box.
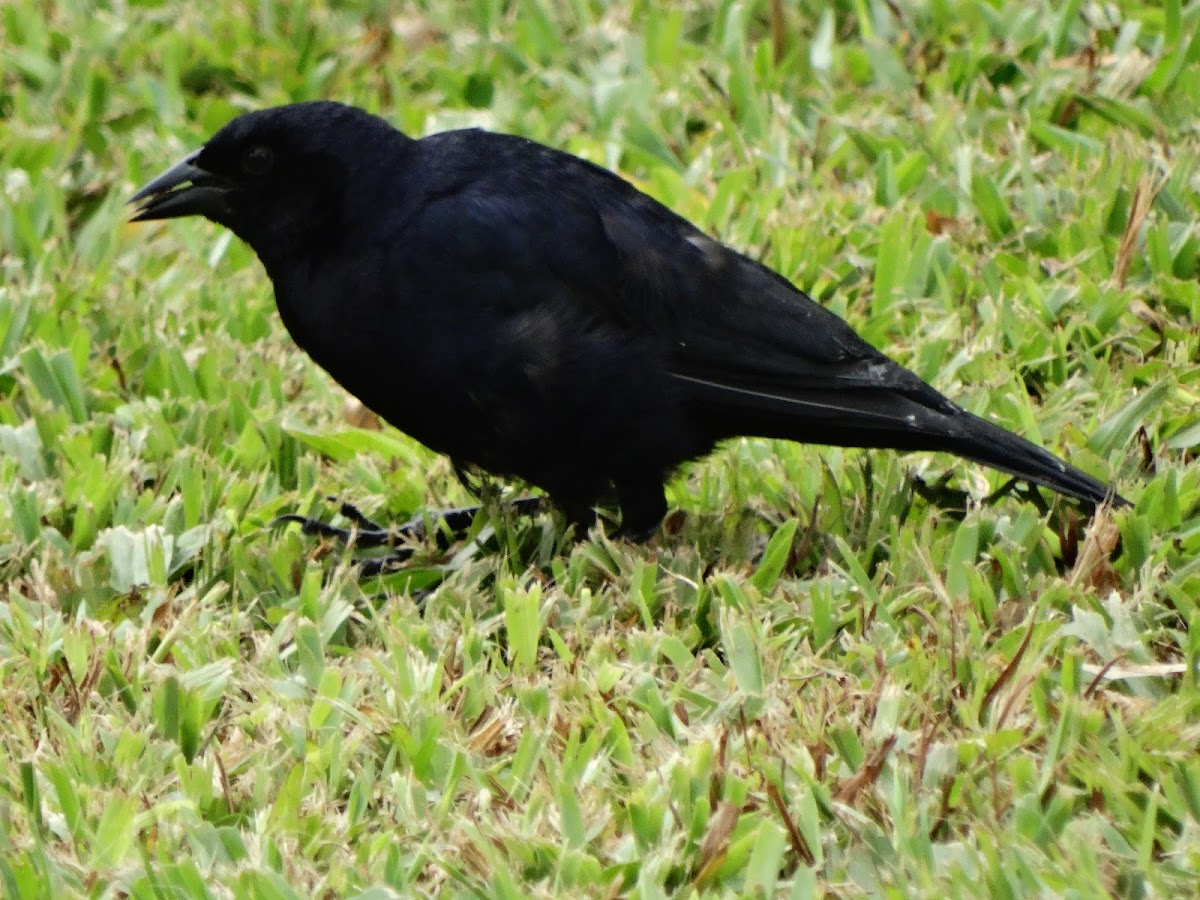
[130,100,1127,550]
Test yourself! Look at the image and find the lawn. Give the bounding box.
[2,0,1199,896]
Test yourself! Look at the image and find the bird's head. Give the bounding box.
[130,100,403,258]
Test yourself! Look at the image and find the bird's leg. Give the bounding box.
[910,472,971,513]
[982,477,1052,513]
[274,495,548,572]
[452,458,495,497]
[613,477,668,541]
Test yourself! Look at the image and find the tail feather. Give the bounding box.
[677,373,1128,507]
[941,411,1128,508]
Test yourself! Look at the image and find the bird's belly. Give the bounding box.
[277,283,703,488]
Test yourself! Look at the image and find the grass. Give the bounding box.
[2,0,1200,895]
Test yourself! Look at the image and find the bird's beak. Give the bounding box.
[128,152,232,221]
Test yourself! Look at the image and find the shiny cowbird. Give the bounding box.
[130,101,1127,547]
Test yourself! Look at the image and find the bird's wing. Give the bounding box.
[592,191,966,424]
[402,139,954,423]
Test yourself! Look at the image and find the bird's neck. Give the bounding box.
[261,255,322,352]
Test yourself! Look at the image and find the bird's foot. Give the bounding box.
[276,498,401,547]
[274,495,547,575]
[982,477,1051,513]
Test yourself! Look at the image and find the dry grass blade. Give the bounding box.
[980,616,1036,721]
[834,735,898,806]
[1113,172,1166,288]
[343,397,382,429]
[766,780,816,866]
[694,800,741,885]
[1084,661,1190,681]
[1067,511,1121,592]
[1129,299,1167,336]
[769,0,787,63]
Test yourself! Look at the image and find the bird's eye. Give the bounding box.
[243,145,274,175]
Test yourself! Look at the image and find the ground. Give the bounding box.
[1,0,1199,896]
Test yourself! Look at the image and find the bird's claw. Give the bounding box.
[274,495,549,575]
[273,499,406,549]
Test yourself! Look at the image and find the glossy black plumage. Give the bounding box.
[131,101,1127,536]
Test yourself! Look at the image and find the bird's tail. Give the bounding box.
[681,376,1128,507]
[932,409,1127,507]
